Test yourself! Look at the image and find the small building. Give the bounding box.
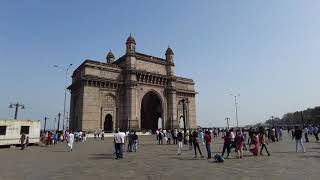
[68,35,198,132]
[0,119,41,146]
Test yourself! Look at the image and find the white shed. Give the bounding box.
[0,119,41,146]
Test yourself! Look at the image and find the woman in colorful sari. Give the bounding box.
[249,131,260,156]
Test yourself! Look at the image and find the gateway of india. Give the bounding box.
[68,35,197,132]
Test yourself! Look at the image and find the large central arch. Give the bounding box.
[140,91,163,131]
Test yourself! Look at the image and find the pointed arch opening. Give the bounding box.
[140,91,163,131]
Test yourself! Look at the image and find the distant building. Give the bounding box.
[68,35,197,132]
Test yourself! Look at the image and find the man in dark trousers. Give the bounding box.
[20,133,26,150]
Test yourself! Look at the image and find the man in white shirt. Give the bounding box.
[67,131,74,152]
[114,129,125,159]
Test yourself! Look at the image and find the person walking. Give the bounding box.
[294,126,305,153]
[192,131,204,158]
[227,128,236,158]
[177,130,183,155]
[249,131,260,156]
[67,131,74,152]
[235,129,245,158]
[204,131,212,159]
[259,131,271,156]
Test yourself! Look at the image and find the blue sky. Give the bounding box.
[1,0,320,129]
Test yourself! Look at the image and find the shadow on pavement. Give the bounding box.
[89,153,115,160]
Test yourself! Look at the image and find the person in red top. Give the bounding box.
[221,131,230,157]
[204,130,212,159]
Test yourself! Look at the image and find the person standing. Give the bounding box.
[192,131,204,158]
[199,130,204,145]
[132,131,138,152]
[221,131,230,157]
[204,131,212,159]
[101,131,104,140]
[167,130,172,144]
[127,131,133,152]
[156,129,159,141]
[313,126,319,142]
[173,128,178,144]
[294,126,305,153]
[158,130,163,145]
[20,133,26,150]
[114,130,125,159]
[304,126,309,143]
[177,130,183,155]
[67,131,74,152]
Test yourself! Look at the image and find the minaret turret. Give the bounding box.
[106,50,115,63]
[165,46,175,76]
[126,34,136,55]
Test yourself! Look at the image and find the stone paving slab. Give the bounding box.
[0,133,319,180]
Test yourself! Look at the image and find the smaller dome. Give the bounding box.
[126,34,136,45]
[107,50,115,59]
[165,46,174,55]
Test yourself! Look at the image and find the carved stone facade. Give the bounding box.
[68,35,197,132]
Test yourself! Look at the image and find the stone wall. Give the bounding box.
[136,59,166,75]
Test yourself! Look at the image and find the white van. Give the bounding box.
[0,119,41,146]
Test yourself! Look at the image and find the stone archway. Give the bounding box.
[140,91,163,131]
[104,114,113,132]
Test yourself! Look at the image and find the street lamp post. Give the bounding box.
[44,117,49,131]
[230,94,240,127]
[57,113,61,131]
[54,64,72,131]
[271,116,275,127]
[9,102,25,120]
[225,117,230,129]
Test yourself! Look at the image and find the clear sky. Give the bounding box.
[1,0,320,129]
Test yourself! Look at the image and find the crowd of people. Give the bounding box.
[20,124,319,163]
[152,125,320,162]
[36,130,88,151]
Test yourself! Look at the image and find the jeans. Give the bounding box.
[295,139,305,152]
[132,140,138,152]
[205,144,211,159]
[127,141,132,152]
[177,141,183,154]
[115,143,123,158]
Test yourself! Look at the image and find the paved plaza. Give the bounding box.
[0,133,320,180]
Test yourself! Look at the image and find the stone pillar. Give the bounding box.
[126,84,139,130]
[167,89,177,129]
